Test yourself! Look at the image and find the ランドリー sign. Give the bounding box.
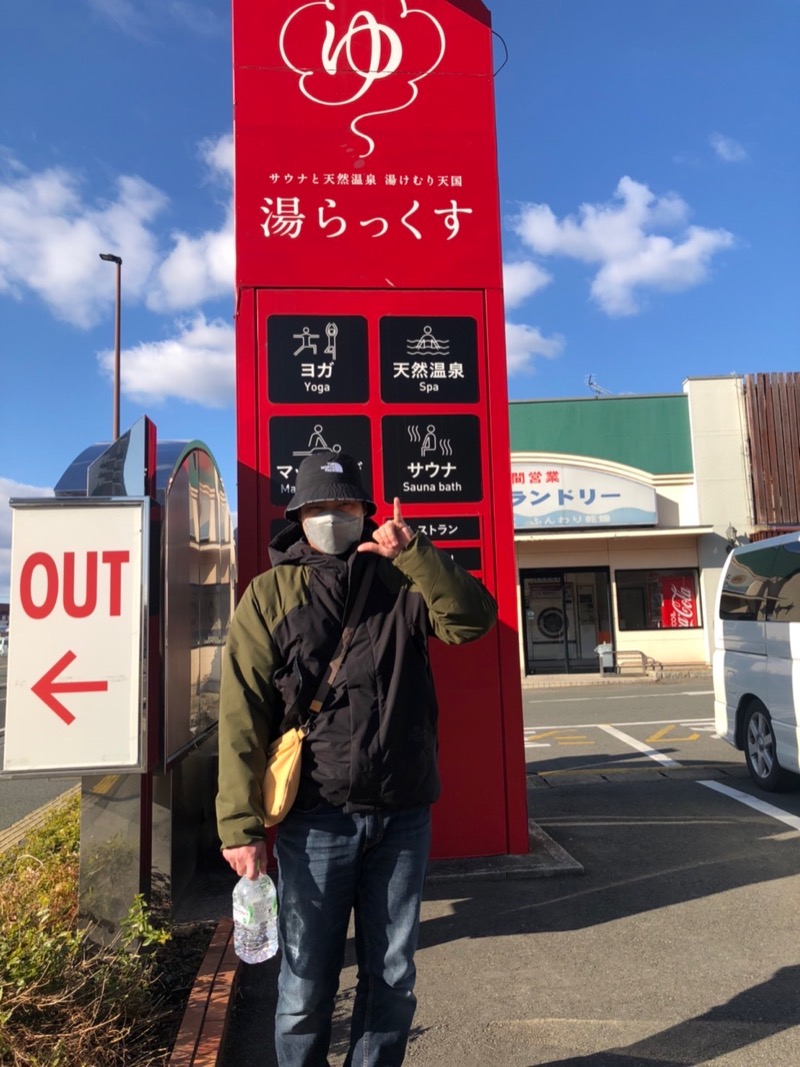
[512,461,659,529]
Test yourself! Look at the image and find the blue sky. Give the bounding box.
[1,0,798,599]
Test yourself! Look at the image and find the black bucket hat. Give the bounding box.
[285,451,376,521]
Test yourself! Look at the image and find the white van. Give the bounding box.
[713,533,800,790]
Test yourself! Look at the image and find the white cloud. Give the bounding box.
[148,219,234,312]
[710,132,748,163]
[0,137,234,324]
[86,0,144,37]
[0,161,167,328]
[592,226,735,316]
[505,322,565,375]
[148,134,235,312]
[502,260,552,308]
[167,1,224,36]
[0,141,236,414]
[0,478,53,601]
[99,312,235,408]
[511,176,735,316]
[199,132,234,184]
[86,0,224,41]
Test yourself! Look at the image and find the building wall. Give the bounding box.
[684,376,752,662]
[516,533,708,668]
[743,372,800,529]
[509,389,743,675]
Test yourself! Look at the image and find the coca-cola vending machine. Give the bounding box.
[659,575,699,628]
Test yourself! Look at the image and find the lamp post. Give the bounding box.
[99,253,122,440]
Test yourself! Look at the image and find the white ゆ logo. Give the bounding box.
[279,0,446,157]
[321,11,403,102]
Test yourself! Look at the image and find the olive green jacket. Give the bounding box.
[216,528,497,848]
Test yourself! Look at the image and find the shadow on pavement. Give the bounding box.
[418,778,800,945]
[219,780,800,1066]
[530,964,800,1066]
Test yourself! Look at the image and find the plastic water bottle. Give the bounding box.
[232,873,279,963]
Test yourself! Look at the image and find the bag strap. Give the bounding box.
[307,555,377,715]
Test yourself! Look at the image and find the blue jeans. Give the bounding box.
[274,804,432,1067]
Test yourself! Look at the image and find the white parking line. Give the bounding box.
[531,697,595,703]
[532,717,714,730]
[699,781,800,831]
[607,691,712,700]
[535,691,711,703]
[597,724,682,768]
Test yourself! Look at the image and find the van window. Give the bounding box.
[765,542,800,623]
[719,547,776,621]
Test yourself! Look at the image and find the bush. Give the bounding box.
[0,794,191,1066]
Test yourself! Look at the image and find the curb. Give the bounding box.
[0,786,81,854]
[168,919,239,1066]
[521,667,712,690]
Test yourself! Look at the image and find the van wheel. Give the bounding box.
[743,701,788,791]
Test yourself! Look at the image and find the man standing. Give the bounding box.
[216,451,497,1066]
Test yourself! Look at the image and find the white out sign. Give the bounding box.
[3,500,147,774]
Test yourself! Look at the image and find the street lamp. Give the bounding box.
[99,252,122,439]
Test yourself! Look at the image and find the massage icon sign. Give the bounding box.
[279,1,447,158]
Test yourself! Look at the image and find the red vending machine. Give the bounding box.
[232,0,528,858]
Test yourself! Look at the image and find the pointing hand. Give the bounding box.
[357,497,414,559]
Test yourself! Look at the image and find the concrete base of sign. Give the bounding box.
[425,820,584,883]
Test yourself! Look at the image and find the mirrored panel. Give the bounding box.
[164,448,235,763]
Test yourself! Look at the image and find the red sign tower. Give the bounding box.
[233,0,528,858]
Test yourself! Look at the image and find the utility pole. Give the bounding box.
[99,253,122,439]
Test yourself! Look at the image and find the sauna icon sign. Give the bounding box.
[3,500,147,775]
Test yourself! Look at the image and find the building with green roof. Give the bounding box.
[508,379,751,677]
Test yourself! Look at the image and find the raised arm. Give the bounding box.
[369,500,497,644]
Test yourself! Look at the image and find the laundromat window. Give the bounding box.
[616,569,701,631]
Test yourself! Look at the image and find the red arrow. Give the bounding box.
[31,650,108,725]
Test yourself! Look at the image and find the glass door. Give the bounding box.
[522,568,611,674]
[522,574,570,673]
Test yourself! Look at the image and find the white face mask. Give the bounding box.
[302,511,364,555]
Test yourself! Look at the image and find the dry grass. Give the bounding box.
[0,795,213,1066]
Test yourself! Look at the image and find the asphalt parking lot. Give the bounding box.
[3,667,800,1063]
[223,681,800,1065]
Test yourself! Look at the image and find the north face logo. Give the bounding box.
[321,462,344,473]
